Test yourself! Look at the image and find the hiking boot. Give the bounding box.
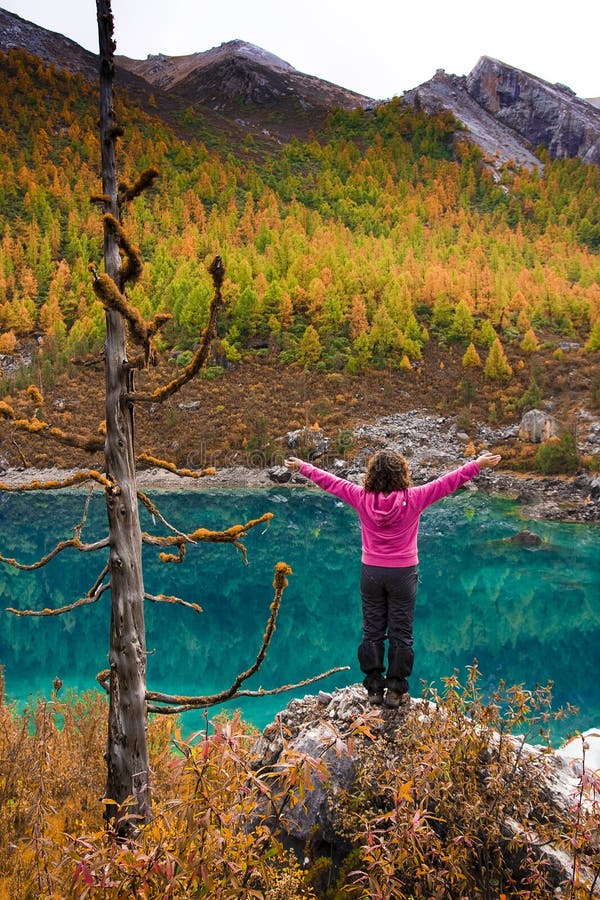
[384,688,407,709]
[367,686,384,706]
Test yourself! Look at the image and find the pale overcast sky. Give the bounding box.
[2,0,599,101]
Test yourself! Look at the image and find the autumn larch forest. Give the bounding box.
[0,45,598,474]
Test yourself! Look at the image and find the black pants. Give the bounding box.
[358,563,418,694]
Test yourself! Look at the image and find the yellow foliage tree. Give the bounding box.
[484,337,513,382]
[520,327,540,353]
[462,342,482,368]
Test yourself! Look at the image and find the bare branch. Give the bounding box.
[138,453,217,480]
[233,667,351,697]
[128,255,225,403]
[74,489,94,541]
[7,581,111,618]
[147,666,351,714]
[89,563,110,597]
[144,592,202,614]
[0,534,109,571]
[146,562,295,711]
[0,469,115,494]
[137,490,197,543]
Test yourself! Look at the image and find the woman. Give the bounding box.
[284,449,501,708]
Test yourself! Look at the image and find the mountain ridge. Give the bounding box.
[2,6,600,165]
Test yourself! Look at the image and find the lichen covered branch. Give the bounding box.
[141,511,273,563]
[146,562,292,711]
[119,167,160,204]
[138,453,216,480]
[144,592,203,614]
[129,255,225,403]
[0,403,104,453]
[147,667,350,714]
[0,470,115,494]
[0,534,109,571]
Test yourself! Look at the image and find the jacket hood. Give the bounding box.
[362,489,408,526]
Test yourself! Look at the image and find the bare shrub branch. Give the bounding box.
[137,490,197,543]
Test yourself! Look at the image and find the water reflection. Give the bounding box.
[0,487,598,742]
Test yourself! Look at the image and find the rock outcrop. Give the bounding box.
[253,684,600,894]
[403,69,542,171]
[468,56,600,166]
[403,56,600,171]
[518,408,560,443]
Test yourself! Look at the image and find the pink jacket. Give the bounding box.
[298,460,481,567]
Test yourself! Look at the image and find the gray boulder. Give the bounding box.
[518,409,560,443]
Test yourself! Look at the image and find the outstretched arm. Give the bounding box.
[284,457,363,507]
[411,451,501,512]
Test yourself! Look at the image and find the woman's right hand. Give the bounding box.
[284,457,304,471]
[477,451,501,469]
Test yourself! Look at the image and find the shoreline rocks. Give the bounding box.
[1,409,598,523]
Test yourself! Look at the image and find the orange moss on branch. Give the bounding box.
[6,581,110,617]
[144,592,202,613]
[159,545,186,564]
[0,532,109,570]
[47,426,104,452]
[138,452,217,479]
[89,269,148,343]
[103,213,143,285]
[143,511,273,564]
[5,411,104,452]
[129,255,225,403]
[0,470,114,493]
[119,167,160,203]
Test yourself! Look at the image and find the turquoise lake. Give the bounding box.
[0,487,598,744]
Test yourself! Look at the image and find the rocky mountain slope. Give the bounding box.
[116,38,373,139]
[117,39,372,110]
[2,7,599,162]
[404,56,600,170]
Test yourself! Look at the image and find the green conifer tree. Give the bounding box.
[298,324,322,368]
[448,299,475,343]
[462,342,482,368]
[484,337,513,381]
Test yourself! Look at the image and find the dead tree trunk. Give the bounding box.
[96,0,150,827]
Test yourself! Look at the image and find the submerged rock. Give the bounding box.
[503,529,543,547]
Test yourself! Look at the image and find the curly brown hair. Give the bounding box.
[364,449,411,494]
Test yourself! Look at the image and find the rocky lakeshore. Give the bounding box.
[1,408,599,523]
[251,684,600,895]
